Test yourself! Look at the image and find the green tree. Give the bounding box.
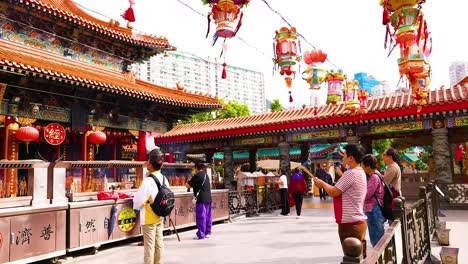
[270,99,284,112]
[372,139,394,169]
[217,99,250,119]
[178,99,250,124]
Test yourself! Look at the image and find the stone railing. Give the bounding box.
[342,183,438,264]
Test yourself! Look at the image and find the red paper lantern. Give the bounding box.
[88,131,107,145]
[16,126,39,142]
[16,126,39,154]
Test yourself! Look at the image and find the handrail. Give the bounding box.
[364,220,401,264]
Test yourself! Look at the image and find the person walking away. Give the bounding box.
[334,163,343,183]
[313,144,368,258]
[288,167,308,219]
[277,169,290,216]
[315,163,331,200]
[456,144,465,176]
[383,148,402,196]
[362,154,385,247]
[186,163,212,239]
[133,148,170,264]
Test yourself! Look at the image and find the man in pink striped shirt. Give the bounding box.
[314,144,368,257]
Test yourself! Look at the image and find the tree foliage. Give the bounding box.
[372,139,394,169]
[178,98,250,124]
[270,99,284,112]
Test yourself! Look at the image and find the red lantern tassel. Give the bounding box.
[289,91,293,103]
[222,63,227,79]
[122,6,136,22]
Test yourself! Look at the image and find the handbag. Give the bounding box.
[192,173,207,205]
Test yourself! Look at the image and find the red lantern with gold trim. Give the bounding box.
[16,126,39,154]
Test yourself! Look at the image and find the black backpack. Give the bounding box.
[372,172,396,221]
[149,174,175,217]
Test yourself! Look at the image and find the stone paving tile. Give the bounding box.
[43,198,467,264]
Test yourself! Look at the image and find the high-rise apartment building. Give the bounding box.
[449,61,468,87]
[134,51,266,114]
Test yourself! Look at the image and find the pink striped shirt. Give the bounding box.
[334,168,367,224]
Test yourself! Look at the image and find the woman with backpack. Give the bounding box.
[362,154,385,247]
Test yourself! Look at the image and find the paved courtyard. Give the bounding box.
[49,198,466,264]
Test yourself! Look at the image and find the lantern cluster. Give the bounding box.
[303,49,328,90]
[203,0,250,79]
[273,27,301,102]
[381,0,431,108]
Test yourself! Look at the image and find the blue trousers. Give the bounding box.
[195,203,212,239]
[365,204,385,247]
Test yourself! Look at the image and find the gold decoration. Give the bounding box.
[16,117,36,126]
[7,122,19,131]
[128,129,139,137]
[0,115,5,123]
[93,126,106,132]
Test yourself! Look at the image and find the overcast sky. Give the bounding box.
[76,0,468,107]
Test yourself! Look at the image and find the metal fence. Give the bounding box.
[228,185,280,217]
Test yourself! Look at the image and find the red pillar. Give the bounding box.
[137,130,147,161]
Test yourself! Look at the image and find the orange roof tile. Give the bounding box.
[157,86,468,143]
[0,39,221,108]
[13,0,171,48]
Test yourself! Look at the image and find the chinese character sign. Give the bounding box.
[44,123,66,145]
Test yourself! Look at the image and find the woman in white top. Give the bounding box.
[277,169,290,216]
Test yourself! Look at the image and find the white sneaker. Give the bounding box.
[205,234,211,238]
[193,236,203,240]
[296,216,302,219]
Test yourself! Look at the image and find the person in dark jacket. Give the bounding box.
[186,163,212,240]
[315,163,332,200]
[288,167,308,219]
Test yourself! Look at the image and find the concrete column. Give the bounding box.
[223,147,234,190]
[249,148,257,172]
[432,128,453,183]
[346,136,360,145]
[279,142,291,177]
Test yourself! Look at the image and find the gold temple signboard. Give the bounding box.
[370,121,424,134]
[454,117,468,127]
[292,130,339,141]
[234,137,273,146]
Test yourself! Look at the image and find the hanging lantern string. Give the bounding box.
[260,0,338,69]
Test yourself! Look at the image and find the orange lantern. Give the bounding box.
[16,126,39,154]
[203,0,249,79]
[381,0,431,108]
[273,27,301,102]
[303,49,328,90]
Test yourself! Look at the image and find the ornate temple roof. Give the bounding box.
[10,0,172,49]
[0,39,221,108]
[157,85,468,143]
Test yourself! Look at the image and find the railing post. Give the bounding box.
[432,181,440,220]
[393,197,408,264]
[341,237,363,264]
[419,186,432,254]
